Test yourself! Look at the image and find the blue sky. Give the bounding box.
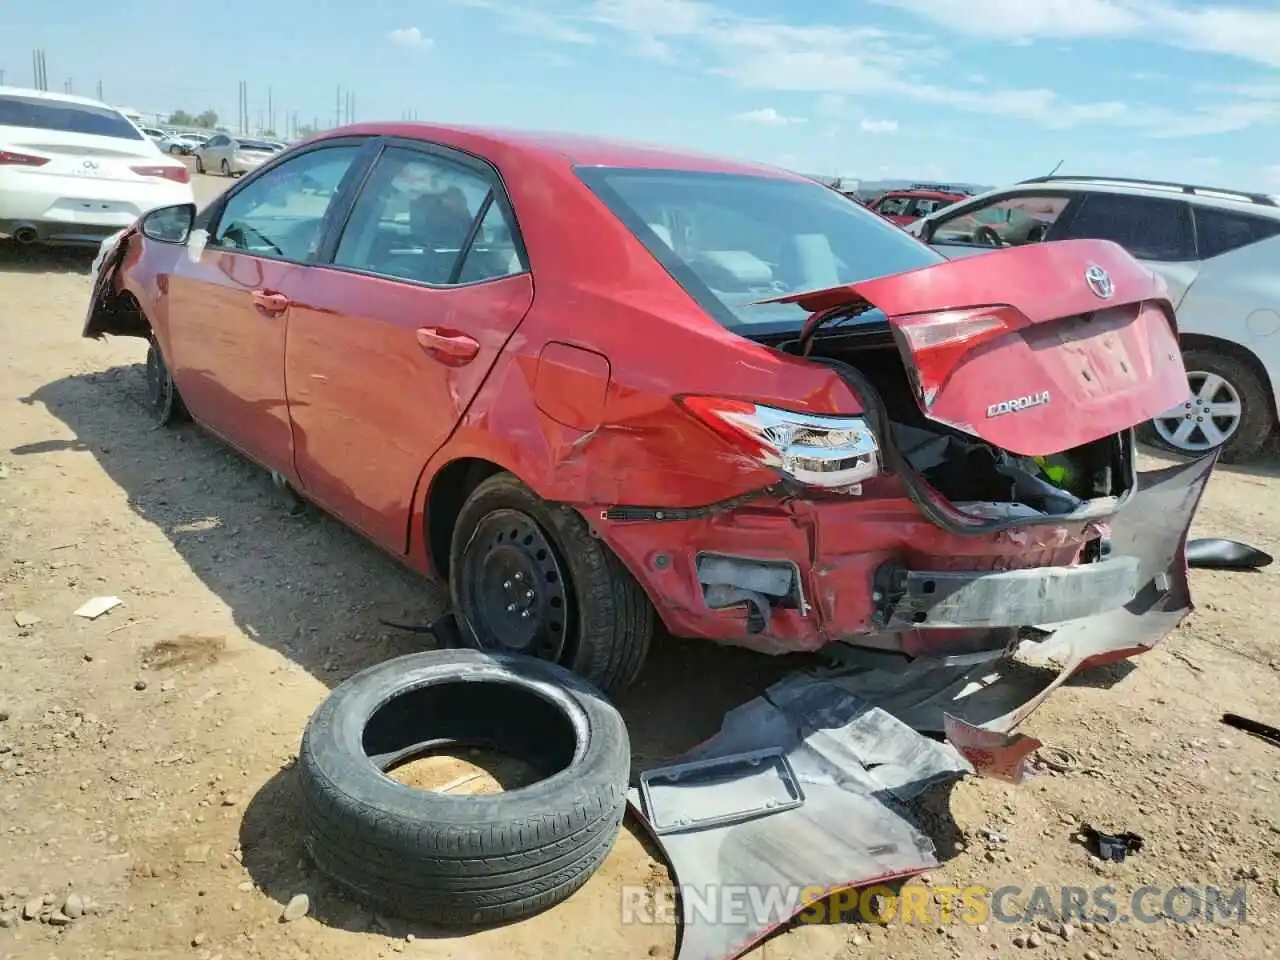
[5,0,1280,189]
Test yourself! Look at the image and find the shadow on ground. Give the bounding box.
[0,240,96,275]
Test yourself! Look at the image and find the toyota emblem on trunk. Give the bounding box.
[1085,264,1114,299]
[82,159,98,169]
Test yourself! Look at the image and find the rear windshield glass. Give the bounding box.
[238,140,278,152]
[577,167,943,333]
[0,94,143,140]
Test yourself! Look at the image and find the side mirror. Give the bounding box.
[140,203,197,244]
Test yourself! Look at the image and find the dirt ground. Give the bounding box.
[1,171,1279,960]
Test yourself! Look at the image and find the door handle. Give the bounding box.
[416,327,480,366]
[251,289,290,314]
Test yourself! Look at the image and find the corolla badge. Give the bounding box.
[987,391,1050,418]
[1085,264,1114,299]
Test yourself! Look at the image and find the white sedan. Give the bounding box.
[0,85,194,246]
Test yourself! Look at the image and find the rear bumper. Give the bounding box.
[0,179,191,244]
[594,456,1215,662]
[871,554,1140,630]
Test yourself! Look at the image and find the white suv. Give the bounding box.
[908,175,1280,462]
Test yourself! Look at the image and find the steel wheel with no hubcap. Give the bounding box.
[1153,370,1243,452]
[458,509,571,662]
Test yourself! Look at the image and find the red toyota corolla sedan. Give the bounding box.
[85,123,1200,696]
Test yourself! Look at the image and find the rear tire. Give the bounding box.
[449,473,654,695]
[220,159,231,177]
[194,155,205,174]
[144,336,189,427]
[1148,348,1273,463]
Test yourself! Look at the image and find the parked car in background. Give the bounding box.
[0,85,192,245]
[161,132,209,156]
[908,175,1280,461]
[191,135,281,176]
[86,124,1194,697]
[868,185,970,225]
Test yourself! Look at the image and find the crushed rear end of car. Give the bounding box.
[587,236,1213,775]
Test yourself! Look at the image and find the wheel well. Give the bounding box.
[95,289,152,339]
[1178,333,1277,418]
[426,458,506,578]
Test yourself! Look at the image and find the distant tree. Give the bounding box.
[295,123,317,137]
[262,129,278,138]
[166,108,218,129]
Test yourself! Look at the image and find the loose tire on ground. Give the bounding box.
[1147,348,1274,463]
[449,473,654,695]
[297,649,630,925]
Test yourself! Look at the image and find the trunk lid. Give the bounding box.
[765,239,1187,457]
[0,127,169,183]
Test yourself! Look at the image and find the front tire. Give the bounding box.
[194,155,205,174]
[1149,348,1273,462]
[144,336,189,427]
[449,474,653,695]
[220,159,231,177]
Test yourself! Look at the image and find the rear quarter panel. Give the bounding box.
[1173,234,1280,416]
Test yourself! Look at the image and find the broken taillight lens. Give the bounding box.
[130,164,191,184]
[0,150,50,167]
[678,396,880,489]
[891,306,1018,408]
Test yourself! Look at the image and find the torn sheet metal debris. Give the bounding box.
[628,673,970,960]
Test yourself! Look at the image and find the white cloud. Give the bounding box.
[471,0,1278,137]
[455,0,597,43]
[387,26,431,47]
[860,118,899,133]
[878,0,1280,68]
[876,0,1141,40]
[734,107,805,126]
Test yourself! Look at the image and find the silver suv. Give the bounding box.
[908,175,1280,462]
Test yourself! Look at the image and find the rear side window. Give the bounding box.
[577,168,942,333]
[1193,206,1280,259]
[333,146,524,286]
[0,94,143,140]
[1060,193,1195,261]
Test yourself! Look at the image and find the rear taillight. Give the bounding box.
[130,164,191,184]
[0,150,50,167]
[678,396,880,489]
[891,306,1018,408]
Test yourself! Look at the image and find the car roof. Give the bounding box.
[0,84,122,111]
[319,122,806,180]
[964,178,1280,220]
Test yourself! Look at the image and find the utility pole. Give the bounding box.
[267,86,273,133]
[335,86,342,127]
[64,78,72,94]
[96,79,103,100]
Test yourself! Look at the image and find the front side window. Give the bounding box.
[0,94,143,140]
[333,147,523,286]
[1059,193,1194,261]
[577,168,943,333]
[931,195,1071,247]
[210,146,361,261]
[875,195,912,216]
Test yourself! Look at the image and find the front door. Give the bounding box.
[163,142,369,476]
[282,141,535,551]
